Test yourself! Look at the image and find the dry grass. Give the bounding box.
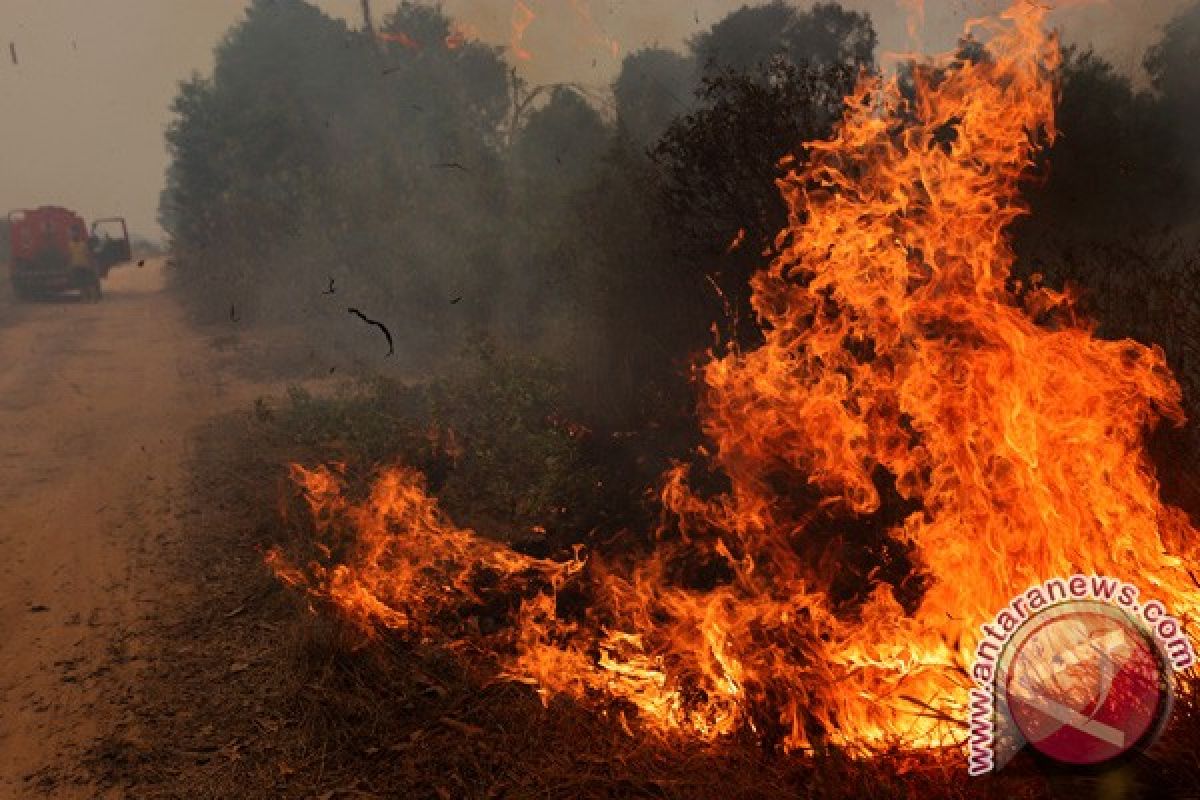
[73,386,1200,800]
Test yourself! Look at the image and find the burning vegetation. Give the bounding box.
[267,1,1200,759]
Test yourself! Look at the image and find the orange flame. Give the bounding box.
[446,21,479,51]
[511,0,536,62]
[377,30,422,50]
[271,1,1199,753]
[268,464,581,636]
[569,0,621,60]
[726,228,747,254]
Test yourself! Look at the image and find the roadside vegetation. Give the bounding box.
[96,358,1200,798]
[161,0,1200,431]
[141,0,1200,797]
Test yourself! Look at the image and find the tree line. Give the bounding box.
[161,0,1200,430]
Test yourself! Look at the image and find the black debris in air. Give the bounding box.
[9,42,17,65]
[348,308,394,357]
[322,277,336,295]
[230,304,240,323]
[450,296,462,305]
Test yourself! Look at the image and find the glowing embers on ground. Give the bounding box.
[268,1,1200,753]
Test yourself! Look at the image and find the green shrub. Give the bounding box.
[269,345,620,548]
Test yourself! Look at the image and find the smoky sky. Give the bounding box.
[0,0,1190,238]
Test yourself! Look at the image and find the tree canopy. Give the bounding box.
[689,1,876,75]
[159,0,1200,426]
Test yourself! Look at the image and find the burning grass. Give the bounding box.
[91,375,1200,798]
[266,0,1200,765]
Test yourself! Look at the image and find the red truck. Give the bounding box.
[7,206,131,302]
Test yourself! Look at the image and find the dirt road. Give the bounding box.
[0,261,251,797]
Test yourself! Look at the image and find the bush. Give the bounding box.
[269,344,640,550]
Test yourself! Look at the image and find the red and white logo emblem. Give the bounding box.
[999,602,1172,766]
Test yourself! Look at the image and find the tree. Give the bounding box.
[513,87,609,188]
[1145,1,1200,111]
[623,2,877,359]
[161,0,515,348]
[656,1,876,259]
[561,139,713,428]
[161,0,370,319]
[689,1,875,77]
[1019,46,1179,233]
[501,88,612,345]
[1145,1,1200,210]
[378,2,511,158]
[613,48,696,147]
[653,60,857,263]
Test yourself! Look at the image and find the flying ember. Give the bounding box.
[268,0,1199,753]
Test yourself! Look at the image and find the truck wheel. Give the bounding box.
[78,272,102,303]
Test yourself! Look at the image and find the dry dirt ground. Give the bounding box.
[0,260,311,798]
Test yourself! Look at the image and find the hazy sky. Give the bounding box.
[0,0,1192,238]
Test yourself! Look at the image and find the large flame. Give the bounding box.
[270,2,1198,752]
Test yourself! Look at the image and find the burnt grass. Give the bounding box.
[84,381,1200,800]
